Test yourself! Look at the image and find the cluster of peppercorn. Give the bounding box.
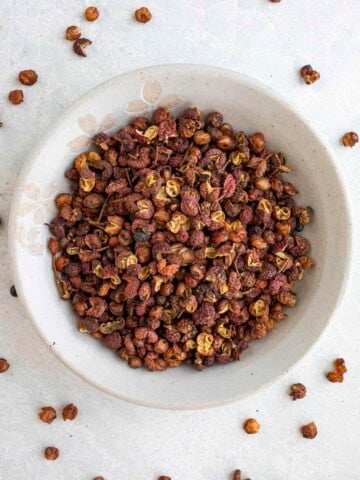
[8,69,38,106]
[48,106,315,372]
[38,403,78,461]
[65,6,100,57]
[66,6,151,57]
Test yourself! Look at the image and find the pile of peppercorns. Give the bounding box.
[48,106,315,372]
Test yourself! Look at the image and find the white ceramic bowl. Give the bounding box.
[9,64,351,409]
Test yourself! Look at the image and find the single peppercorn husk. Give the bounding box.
[62,403,78,421]
[0,358,10,373]
[342,131,358,148]
[300,65,320,85]
[335,358,347,375]
[44,446,60,460]
[18,69,38,86]
[289,383,307,400]
[73,38,92,57]
[128,356,142,368]
[39,406,57,424]
[327,371,343,383]
[66,25,81,41]
[250,132,265,153]
[326,357,347,382]
[243,418,260,434]
[135,6,152,23]
[8,89,24,105]
[85,6,100,21]
[193,130,211,145]
[301,421,317,439]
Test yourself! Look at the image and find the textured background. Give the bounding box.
[0,1,359,479]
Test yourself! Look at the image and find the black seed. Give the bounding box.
[10,285,17,297]
[133,229,151,242]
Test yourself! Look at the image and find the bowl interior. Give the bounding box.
[9,65,350,409]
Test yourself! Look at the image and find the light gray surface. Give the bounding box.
[0,1,359,479]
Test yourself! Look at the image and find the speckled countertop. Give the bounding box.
[0,1,359,479]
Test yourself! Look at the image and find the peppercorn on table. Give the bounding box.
[0,1,359,479]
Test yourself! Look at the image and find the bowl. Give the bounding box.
[9,64,351,409]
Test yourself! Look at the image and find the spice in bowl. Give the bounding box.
[48,107,314,372]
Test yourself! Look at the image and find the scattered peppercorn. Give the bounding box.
[62,403,78,421]
[326,371,343,383]
[73,38,92,57]
[38,406,57,424]
[243,418,260,434]
[8,89,24,105]
[158,477,171,480]
[326,357,347,383]
[232,469,251,480]
[342,131,358,148]
[18,69,38,86]
[289,382,307,400]
[85,6,100,21]
[270,0,281,2]
[335,358,347,375]
[0,358,10,373]
[10,285,17,297]
[301,421,317,439]
[233,470,241,480]
[135,6,152,23]
[44,446,60,460]
[48,107,313,371]
[94,477,105,480]
[0,122,3,128]
[66,25,82,41]
[300,65,320,85]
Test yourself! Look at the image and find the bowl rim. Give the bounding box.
[8,63,353,410]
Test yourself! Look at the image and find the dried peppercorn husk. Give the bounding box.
[326,357,347,382]
[38,406,57,424]
[301,421,317,439]
[0,358,10,373]
[289,383,307,400]
[48,106,313,372]
[62,403,78,421]
[44,446,60,460]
